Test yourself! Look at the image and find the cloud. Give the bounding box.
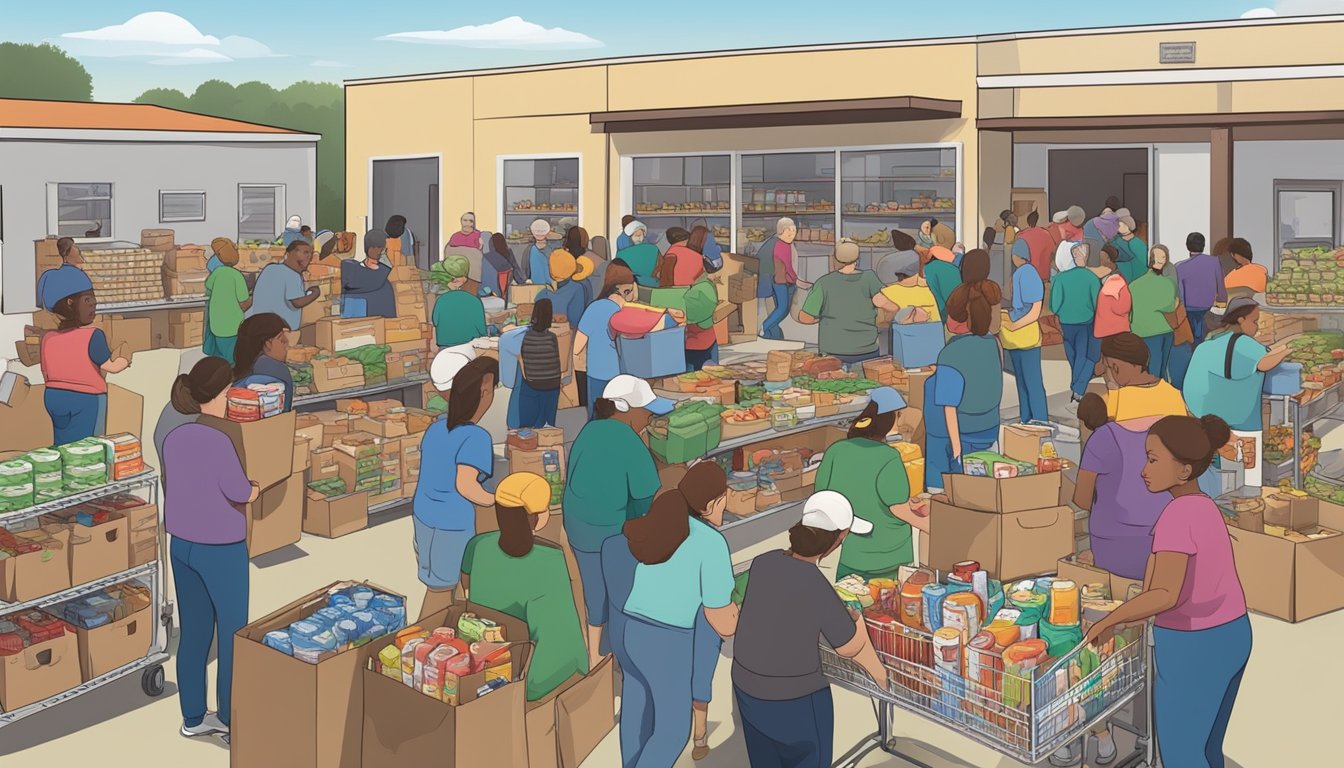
[379,15,602,49]
[1242,7,1278,16]
[1242,0,1344,17]
[58,12,280,65]
[312,60,355,68]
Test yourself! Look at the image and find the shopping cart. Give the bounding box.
[820,614,1158,767]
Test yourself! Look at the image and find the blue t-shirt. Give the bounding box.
[577,298,621,380]
[538,280,587,330]
[528,245,551,285]
[248,263,306,330]
[923,367,1000,442]
[623,518,734,629]
[1010,262,1045,323]
[413,420,494,530]
[1183,332,1268,432]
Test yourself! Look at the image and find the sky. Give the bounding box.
[3,0,1343,101]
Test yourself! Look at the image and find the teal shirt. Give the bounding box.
[925,260,962,321]
[1111,237,1149,283]
[1129,271,1178,338]
[1049,267,1102,326]
[562,419,660,552]
[623,518,734,629]
[432,290,487,347]
[1183,331,1268,432]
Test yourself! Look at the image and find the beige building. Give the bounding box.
[347,13,1344,288]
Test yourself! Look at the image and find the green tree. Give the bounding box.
[135,79,346,231]
[0,43,92,101]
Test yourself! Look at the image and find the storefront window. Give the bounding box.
[502,157,580,267]
[632,155,731,251]
[1275,180,1341,262]
[739,152,836,282]
[841,148,957,269]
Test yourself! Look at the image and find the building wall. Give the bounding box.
[1234,140,1344,276]
[1153,143,1211,257]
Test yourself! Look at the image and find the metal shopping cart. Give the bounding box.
[821,614,1158,767]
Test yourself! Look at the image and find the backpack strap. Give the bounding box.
[1224,332,1245,380]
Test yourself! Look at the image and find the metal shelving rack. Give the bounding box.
[293,374,431,411]
[1264,382,1343,488]
[0,471,171,727]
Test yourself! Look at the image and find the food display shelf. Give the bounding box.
[1266,383,1344,488]
[842,209,957,218]
[1261,305,1344,313]
[0,561,158,617]
[506,209,578,215]
[99,297,206,314]
[0,471,157,524]
[293,375,431,410]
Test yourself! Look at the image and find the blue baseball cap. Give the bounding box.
[868,386,907,415]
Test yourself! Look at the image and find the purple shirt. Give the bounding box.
[1175,253,1227,310]
[162,422,253,544]
[1152,494,1248,631]
[1080,422,1170,580]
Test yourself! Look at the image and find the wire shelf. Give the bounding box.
[0,472,157,525]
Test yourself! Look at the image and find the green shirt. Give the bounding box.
[432,290,487,347]
[814,439,913,574]
[623,518,734,629]
[204,266,249,337]
[925,261,962,321]
[1128,271,1178,338]
[1112,237,1149,283]
[800,270,883,357]
[460,532,589,701]
[562,419,660,552]
[1049,267,1101,326]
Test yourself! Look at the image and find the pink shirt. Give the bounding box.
[773,240,798,285]
[1151,494,1247,631]
[1094,273,1131,338]
[448,230,482,249]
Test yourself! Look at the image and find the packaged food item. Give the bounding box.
[378,644,402,679]
[966,630,1004,694]
[868,577,898,607]
[898,577,926,630]
[457,613,505,643]
[942,592,982,643]
[985,609,1023,647]
[1039,620,1084,657]
[921,583,948,632]
[932,627,963,675]
[1001,638,1049,710]
[401,638,425,686]
[422,644,461,699]
[1048,580,1080,626]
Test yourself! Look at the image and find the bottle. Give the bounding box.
[1048,580,1080,626]
[543,450,563,507]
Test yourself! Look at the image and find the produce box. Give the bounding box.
[943,469,1063,514]
[316,317,386,354]
[304,487,369,539]
[0,612,81,711]
[42,510,129,586]
[198,411,297,491]
[313,358,365,393]
[0,525,71,602]
[1230,500,1344,622]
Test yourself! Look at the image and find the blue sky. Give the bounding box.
[2,1,1339,100]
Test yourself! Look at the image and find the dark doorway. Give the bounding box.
[1047,148,1149,227]
[372,157,439,270]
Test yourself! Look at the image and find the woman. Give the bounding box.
[460,471,588,701]
[527,219,553,285]
[926,284,1003,491]
[1111,213,1148,284]
[412,356,498,619]
[815,387,925,582]
[1224,238,1268,296]
[660,227,721,371]
[482,232,522,299]
[37,263,130,444]
[1098,333,1187,423]
[761,218,800,341]
[1129,245,1179,379]
[431,255,487,353]
[944,248,1003,337]
[878,249,940,321]
[203,237,251,363]
[924,245,963,323]
[615,215,638,252]
[1003,240,1047,424]
[232,313,294,412]
[1182,298,1290,489]
[618,485,737,768]
[538,229,595,330]
[1085,415,1251,768]
[914,218,938,256]
[512,298,563,428]
[732,492,887,767]
[448,211,482,250]
[688,224,723,274]
[600,463,732,762]
[162,357,260,744]
[574,262,638,419]
[1094,244,1132,340]
[564,375,670,667]
[616,221,660,289]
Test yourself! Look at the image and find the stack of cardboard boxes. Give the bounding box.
[392,265,428,323]
[1221,488,1344,622]
[197,411,302,557]
[164,308,204,349]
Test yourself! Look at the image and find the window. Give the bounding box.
[1274,179,1342,267]
[159,190,206,222]
[48,183,113,239]
[238,184,285,242]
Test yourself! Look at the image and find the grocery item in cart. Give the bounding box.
[1001,638,1048,710]
[898,572,931,630]
[985,610,1023,647]
[942,591,983,643]
[1048,580,1080,625]
[922,583,948,632]
[1039,620,1083,657]
[932,627,963,674]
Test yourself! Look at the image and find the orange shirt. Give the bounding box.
[1225,264,1268,294]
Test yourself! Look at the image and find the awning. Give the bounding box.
[979,110,1344,131]
[591,96,962,133]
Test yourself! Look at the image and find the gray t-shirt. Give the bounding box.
[153,401,198,483]
[248,263,306,330]
[731,549,857,700]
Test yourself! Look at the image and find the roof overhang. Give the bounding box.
[978,111,1344,131]
[0,128,321,143]
[591,96,962,134]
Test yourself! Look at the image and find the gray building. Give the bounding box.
[0,98,319,359]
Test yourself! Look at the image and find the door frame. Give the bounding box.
[1042,143,1155,229]
[368,153,444,265]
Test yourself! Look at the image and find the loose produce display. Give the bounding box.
[1267,246,1344,306]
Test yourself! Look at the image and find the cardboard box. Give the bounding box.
[0,527,71,602]
[303,490,370,538]
[1229,501,1344,623]
[1262,490,1320,532]
[54,515,131,585]
[233,580,405,768]
[315,316,386,354]
[246,474,304,557]
[943,471,1063,514]
[168,319,204,348]
[525,656,616,768]
[353,414,409,439]
[199,411,297,491]
[313,358,365,393]
[510,447,565,510]
[76,598,153,680]
[0,626,81,712]
[98,314,153,356]
[120,502,159,567]
[510,283,546,306]
[295,415,325,453]
[928,500,1074,582]
[1056,555,1143,602]
[1000,424,1055,465]
[905,367,933,412]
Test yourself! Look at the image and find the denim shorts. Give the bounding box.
[413,517,471,590]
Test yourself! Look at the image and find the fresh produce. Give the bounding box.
[1264,425,1320,475]
[791,375,880,395]
[1304,475,1344,506]
[307,477,348,498]
[667,401,724,428]
[1268,247,1344,306]
[339,344,392,381]
[723,404,771,423]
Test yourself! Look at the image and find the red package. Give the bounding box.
[14,610,67,642]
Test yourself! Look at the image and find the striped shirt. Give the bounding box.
[521,329,562,390]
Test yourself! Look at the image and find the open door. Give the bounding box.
[372,157,439,270]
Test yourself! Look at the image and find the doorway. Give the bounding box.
[372,157,440,270]
[1047,148,1150,229]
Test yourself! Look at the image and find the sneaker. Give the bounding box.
[1095,732,1118,765]
[1048,744,1082,767]
[181,712,229,738]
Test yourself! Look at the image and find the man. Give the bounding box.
[448,211,482,250]
[248,239,320,330]
[1129,245,1179,379]
[281,215,305,247]
[1110,212,1147,283]
[384,215,414,266]
[1224,237,1268,296]
[924,245,962,322]
[1048,205,1085,245]
[431,255,487,353]
[1012,210,1059,282]
[1176,232,1227,344]
[338,230,397,318]
[1050,242,1102,406]
[1004,242,1047,424]
[202,237,251,363]
[527,220,553,285]
[798,239,889,364]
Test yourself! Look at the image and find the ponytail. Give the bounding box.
[1149,414,1232,478]
[495,504,535,558]
[624,489,692,565]
[171,356,234,415]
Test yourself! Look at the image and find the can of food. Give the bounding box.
[922,583,949,632]
[1049,580,1080,626]
[1009,590,1047,626]
[1081,582,1110,601]
[933,627,963,675]
[899,579,926,630]
[951,560,980,582]
[985,615,1022,647]
[868,577,899,608]
[966,630,1003,693]
[942,592,982,642]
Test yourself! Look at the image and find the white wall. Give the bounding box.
[1012,144,1049,189]
[1154,143,1211,263]
[1234,140,1344,276]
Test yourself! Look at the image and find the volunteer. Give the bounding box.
[1003,239,1048,424]
[564,375,670,668]
[1050,241,1101,406]
[1111,212,1147,283]
[1176,232,1227,345]
[617,221,661,288]
[527,219,554,285]
[659,226,721,370]
[761,217,801,341]
[877,248,939,321]
[815,387,924,580]
[1224,237,1268,296]
[482,232,522,299]
[1013,210,1059,282]
[1129,245,1180,379]
[412,355,497,620]
[798,238,890,365]
[232,313,295,412]
[162,356,260,744]
[202,237,250,363]
[914,218,938,256]
[574,262,638,419]
[1085,414,1250,768]
[340,230,396,318]
[248,239,320,330]
[599,463,732,762]
[1098,333,1186,422]
[1094,245,1132,339]
[460,472,588,701]
[538,231,595,330]
[926,286,1003,490]
[511,299,563,428]
[618,481,737,768]
[924,245,962,322]
[732,492,887,767]
[1049,205,1086,245]
[37,264,130,444]
[430,254,487,353]
[1182,297,1291,489]
[448,211,483,249]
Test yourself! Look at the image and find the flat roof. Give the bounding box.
[346,14,1344,87]
[592,97,962,133]
[0,98,316,138]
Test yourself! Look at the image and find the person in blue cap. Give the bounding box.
[37,263,130,444]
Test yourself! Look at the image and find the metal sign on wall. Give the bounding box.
[1159,42,1196,64]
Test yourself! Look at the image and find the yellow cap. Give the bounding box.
[495,472,551,515]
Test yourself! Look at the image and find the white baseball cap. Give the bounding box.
[800,490,873,535]
[601,374,675,415]
[430,349,475,390]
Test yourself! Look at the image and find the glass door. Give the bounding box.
[502,157,580,275]
[632,155,731,251]
[738,152,837,282]
[840,148,957,270]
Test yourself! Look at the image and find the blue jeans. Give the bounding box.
[1188,307,1211,345]
[621,614,695,768]
[734,685,835,768]
[1143,332,1174,380]
[515,378,559,427]
[1169,342,1193,388]
[586,376,611,420]
[571,547,608,627]
[762,283,795,340]
[834,349,881,367]
[686,343,718,372]
[44,388,107,445]
[170,538,249,727]
[1154,614,1252,768]
[692,607,721,704]
[926,433,997,491]
[1061,323,1096,398]
[1007,347,1048,424]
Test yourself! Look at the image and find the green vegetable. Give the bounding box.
[339,344,391,379]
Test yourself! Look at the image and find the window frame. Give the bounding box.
[237,183,287,243]
[158,189,207,223]
[47,182,115,243]
[1273,178,1343,270]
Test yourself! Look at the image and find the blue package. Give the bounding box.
[351,587,374,610]
[332,618,358,645]
[263,630,294,656]
[328,594,354,608]
[313,607,344,627]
